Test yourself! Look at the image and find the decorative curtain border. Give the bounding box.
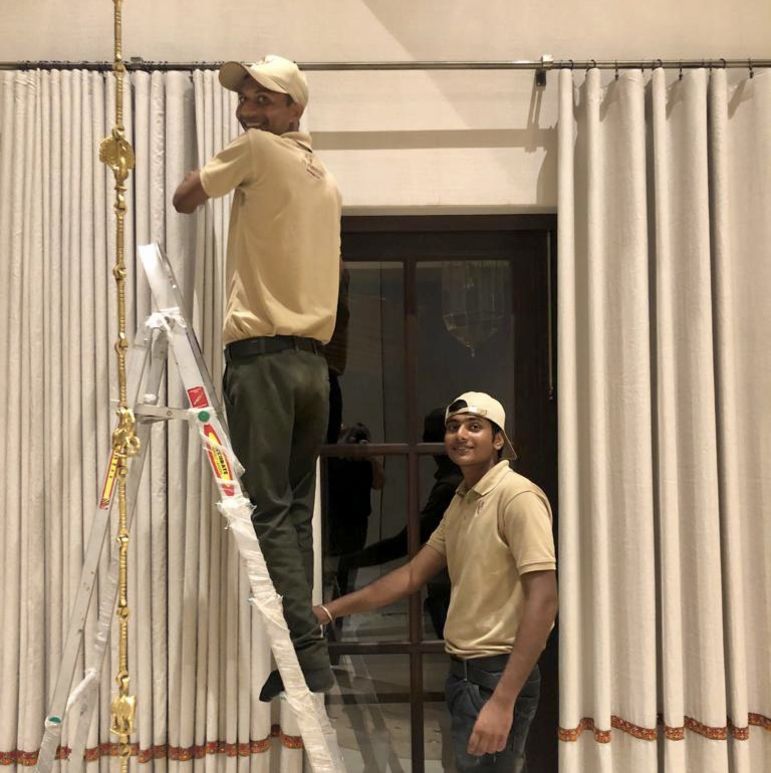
[559,713,771,744]
[0,725,304,767]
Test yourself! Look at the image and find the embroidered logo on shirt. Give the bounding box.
[304,154,324,180]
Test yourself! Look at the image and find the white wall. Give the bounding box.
[2,0,768,210]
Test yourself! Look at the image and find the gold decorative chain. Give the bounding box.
[99,1,138,768]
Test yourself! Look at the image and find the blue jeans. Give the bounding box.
[445,658,541,772]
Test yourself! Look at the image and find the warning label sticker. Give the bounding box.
[187,386,209,409]
[203,423,235,497]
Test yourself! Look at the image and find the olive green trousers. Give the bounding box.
[223,345,330,673]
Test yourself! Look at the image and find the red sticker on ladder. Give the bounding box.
[187,386,209,408]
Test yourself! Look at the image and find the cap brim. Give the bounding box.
[218,61,250,91]
[218,61,291,98]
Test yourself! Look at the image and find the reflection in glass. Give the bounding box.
[418,261,514,443]
[441,261,508,356]
[322,458,408,643]
[336,262,405,443]
[417,449,460,641]
[327,655,414,770]
[424,653,455,771]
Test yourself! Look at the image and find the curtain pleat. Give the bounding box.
[131,69,168,773]
[558,67,771,772]
[651,67,731,773]
[558,68,658,773]
[20,66,45,749]
[710,69,771,773]
[0,68,307,772]
[3,69,21,751]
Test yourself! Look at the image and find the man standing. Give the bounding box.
[173,55,341,698]
[312,392,557,771]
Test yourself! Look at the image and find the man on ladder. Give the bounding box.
[173,54,342,700]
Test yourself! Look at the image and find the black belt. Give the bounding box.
[449,654,510,692]
[225,335,323,360]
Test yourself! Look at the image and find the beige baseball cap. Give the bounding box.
[445,391,518,460]
[219,55,309,108]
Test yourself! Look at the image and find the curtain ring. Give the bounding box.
[678,61,683,80]
[655,58,663,70]
[586,58,596,72]
[748,58,754,78]
[614,60,619,80]
[720,57,727,69]
[569,59,575,70]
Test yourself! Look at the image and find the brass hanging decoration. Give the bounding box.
[100,0,139,767]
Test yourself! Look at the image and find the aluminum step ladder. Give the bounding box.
[35,243,344,773]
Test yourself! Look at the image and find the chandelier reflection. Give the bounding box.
[441,261,507,356]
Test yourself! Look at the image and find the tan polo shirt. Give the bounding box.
[200,129,342,345]
[426,461,556,658]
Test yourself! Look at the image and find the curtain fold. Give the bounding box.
[0,68,303,772]
[558,67,771,772]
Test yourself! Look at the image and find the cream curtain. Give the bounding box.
[557,67,771,772]
[0,69,303,772]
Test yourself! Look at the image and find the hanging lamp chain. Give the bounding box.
[99,0,138,768]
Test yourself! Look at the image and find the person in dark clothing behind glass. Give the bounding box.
[326,422,385,596]
[339,407,461,637]
[323,266,350,444]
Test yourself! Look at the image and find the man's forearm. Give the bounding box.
[324,562,415,619]
[320,545,446,621]
[173,169,209,213]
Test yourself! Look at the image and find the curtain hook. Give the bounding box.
[614,60,619,80]
[586,58,596,72]
[720,57,727,69]
[569,59,575,71]
[748,58,754,78]
[678,60,683,80]
[655,58,663,70]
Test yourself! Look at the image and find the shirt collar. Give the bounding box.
[455,460,510,499]
[283,130,313,151]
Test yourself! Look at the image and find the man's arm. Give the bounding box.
[314,544,446,623]
[173,169,209,213]
[467,569,558,756]
[370,458,385,490]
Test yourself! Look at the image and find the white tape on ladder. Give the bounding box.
[66,670,100,771]
[218,497,345,772]
[145,311,170,331]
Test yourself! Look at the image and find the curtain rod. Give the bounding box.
[1,57,769,74]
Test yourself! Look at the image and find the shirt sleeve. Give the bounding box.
[199,131,255,198]
[426,513,447,557]
[501,491,556,574]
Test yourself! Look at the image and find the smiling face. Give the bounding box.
[235,76,303,136]
[444,413,504,483]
